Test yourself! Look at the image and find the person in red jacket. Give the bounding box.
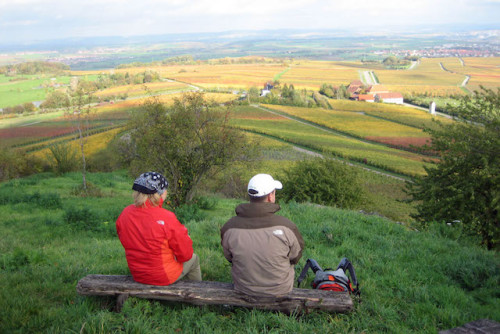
[116,171,202,285]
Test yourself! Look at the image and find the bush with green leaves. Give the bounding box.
[174,203,203,223]
[0,189,61,209]
[47,142,79,175]
[280,157,365,209]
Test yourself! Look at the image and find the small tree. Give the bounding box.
[128,92,250,207]
[406,88,500,249]
[280,157,365,209]
[67,81,96,192]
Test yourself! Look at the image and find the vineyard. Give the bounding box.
[277,61,361,89]
[261,104,430,149]
[2,56,499,180]
[93,81,192,99]
[230,105,432,177]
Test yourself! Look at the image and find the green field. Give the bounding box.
[0,171,498,333]
[0,74,72,108]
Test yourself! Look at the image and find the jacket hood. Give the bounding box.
[235,202,281,218]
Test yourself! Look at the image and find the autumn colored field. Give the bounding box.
[278,61,361,89]
[4,57,498,179]
[327,99,454,130]
[30,127,124,160]
[230,105,431,176]
[374,58,466,97]
[93,81,191,98]
[261,104,430,149]
[1,92,238,156]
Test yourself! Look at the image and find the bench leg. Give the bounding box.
[115,293,129,312]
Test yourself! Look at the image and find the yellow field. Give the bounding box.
[383,85,464,97]
[262,104,428,138]
[94,92,238,114]
[278,61,361,89]
[94,81,190,98]
[377,58,458,84]
[327,99,454,129]
[163,64,285,89]
[423,57,500,91]
[70,57,499,97]
[31,127,123,160]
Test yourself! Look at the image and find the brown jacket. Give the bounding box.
[220,202,304,296]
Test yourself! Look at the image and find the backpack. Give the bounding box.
[297,258,360,296]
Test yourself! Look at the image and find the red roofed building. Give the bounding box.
[375,92,404,104]
[358,94,375,102]
[348,80,365,98]
[366,85,389,94]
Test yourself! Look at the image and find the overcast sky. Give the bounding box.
[1,0,499,44]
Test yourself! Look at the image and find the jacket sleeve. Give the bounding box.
[220,231,232,263]
[288,224,304,265]
[166,215,194,263]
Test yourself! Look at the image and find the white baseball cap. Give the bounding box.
[247,174,283,197]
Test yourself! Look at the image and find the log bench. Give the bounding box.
[76,275,353,314]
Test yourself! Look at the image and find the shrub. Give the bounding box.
[0,189,61,209]
[47,142,79,175]
[70,182,104,197]
[28,191,62,209]
[0,148,27,181]
[63,206,101,231]
[280,157,365,209]
[86,146,122,172]
[174,203,203,223]
[193,196,218,210]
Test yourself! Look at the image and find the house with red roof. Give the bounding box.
[374,92,404,104]
[366,85,389,94]
[358,94,375,102]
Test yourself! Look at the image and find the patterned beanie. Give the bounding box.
[132,172,168,195]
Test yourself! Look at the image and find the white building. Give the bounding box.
[375,92,404,104]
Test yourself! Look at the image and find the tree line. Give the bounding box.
[0,61,69,75]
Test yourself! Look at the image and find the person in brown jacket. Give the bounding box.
[220,173,305,296]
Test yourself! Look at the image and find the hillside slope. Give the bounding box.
[0,171,498,333]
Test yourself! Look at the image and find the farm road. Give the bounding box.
[408,61,418,70]
[251,104,409,182]
[360,71,378,85]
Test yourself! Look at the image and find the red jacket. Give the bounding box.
[116,198,193,285]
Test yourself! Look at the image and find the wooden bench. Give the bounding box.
[76,275,353,314]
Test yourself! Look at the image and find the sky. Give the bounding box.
[1,0,499,44]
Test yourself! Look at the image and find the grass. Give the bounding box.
[0,75,72,108]
[0,171,498,333]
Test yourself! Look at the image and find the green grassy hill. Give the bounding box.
[0,171,498,333]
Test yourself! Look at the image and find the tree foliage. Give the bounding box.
[0,61,69,75]
[406,88,500,249]
[280,157,365,209]
[128,92,250,207]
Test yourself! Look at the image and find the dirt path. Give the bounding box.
[360,71,377,85]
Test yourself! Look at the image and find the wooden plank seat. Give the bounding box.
[76,275,353,313]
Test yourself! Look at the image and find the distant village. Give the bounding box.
[260,80,405,105]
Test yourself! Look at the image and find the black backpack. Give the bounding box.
[297,258,360,296]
